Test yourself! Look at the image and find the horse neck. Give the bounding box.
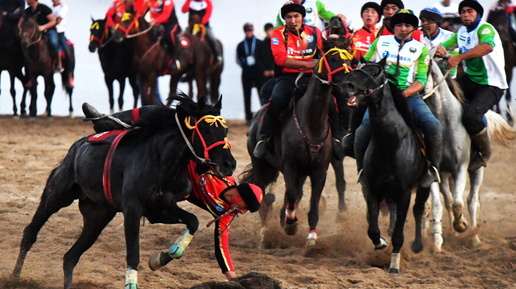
[295,75,332,135]
[368,86,410,148]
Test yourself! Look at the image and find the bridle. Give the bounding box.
[313,47,354,85]
[19,19,41,48]
[175,113,231,167]
[352,63,389,97]
[114,12,153,39]
[89,21,113,48]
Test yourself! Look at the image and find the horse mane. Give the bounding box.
[387,82,419,133]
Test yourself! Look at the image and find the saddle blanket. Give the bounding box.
[87,130,127,144]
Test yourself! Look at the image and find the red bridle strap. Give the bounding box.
[317,47,354,83]
[185,115,231,161]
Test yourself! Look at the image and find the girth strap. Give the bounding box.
[103,130,131,210]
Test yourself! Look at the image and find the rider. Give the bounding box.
[352,2,381,67]
[105,0,145,33]
[355,9,443,188]
[436,0,507,171]
[147,0,183,64]
[51,0,73,82]
[80,102,263,280]
[433,0,461,31]
[274,0,347,31]
[181,0,222,63]
[377,0,425,42]
[487,0,516,44]
[253,1,343,159]
[22,0,59,66]
[0,0,25,24]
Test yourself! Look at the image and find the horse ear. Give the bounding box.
[91,16,94,22]
[215,95,223,111]
[378,56,388,67]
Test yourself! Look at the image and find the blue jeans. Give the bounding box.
[46,29,59,57]
[57,32,73,70]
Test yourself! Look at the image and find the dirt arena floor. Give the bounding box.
[0,116,515,289]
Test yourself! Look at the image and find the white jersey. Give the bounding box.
[422,28,454,48]
[443,21,507,88]
[52,3,68,33]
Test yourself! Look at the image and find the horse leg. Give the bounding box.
[281,169,306,236]
[467,168,484,248]
[388,192,411,274]
[412,186,431,254]
[63,200,116,289]
[118,77,126,111]
[9,72,18,118]
[306,171,327,246]
[122,202,144,289]
[128,74,140,108]
[11,161,77,279]
[44,76,56,119]
[385,199,396,236]
[105,76,115,114]
[365,188,386,251]
[452,178,468,233]
[330,158,347,213]
[146,204,199,270]
[28,80,38,118]
[429,180,445,252]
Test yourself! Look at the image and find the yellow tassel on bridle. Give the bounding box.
[185,115,230,149]
[317,47,354,74]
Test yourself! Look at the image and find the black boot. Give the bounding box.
[82,103,132,133]
[468,128,491,172]
[205,28,222,64]
[253,114,277,159]
[420,136,442,188]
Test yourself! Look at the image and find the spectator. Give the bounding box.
[236,23,265,126]
[51,0,72,77]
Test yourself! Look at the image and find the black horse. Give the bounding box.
[0,9,28,117]
[241,35,354,248]
[89,18,140,113]
[344,60,430,273]
[11,95,236,289]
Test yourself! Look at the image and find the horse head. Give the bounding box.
[326,16,353,51]
[344,57,388,106]
[172,94,236,177]
[19,15,40,50]
[89,18,106,53]
[112,11,144,43]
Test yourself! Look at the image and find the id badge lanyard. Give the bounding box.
[244,37,256,66]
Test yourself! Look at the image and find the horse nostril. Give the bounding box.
[346,83,355,90]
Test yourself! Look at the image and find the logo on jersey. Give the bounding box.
[272,37,280,45]
[306,7,313,14]
[459,46,470,53]
[382,51,390,58]
[199,176,206,186]
[409,47,417,53]
[481,28,491,35]
[305,35,314,43]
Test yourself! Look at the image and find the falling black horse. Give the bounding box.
[344,60,430,273]
[11,95,236,289]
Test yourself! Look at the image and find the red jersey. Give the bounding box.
[105,0,146,28]
[149,0,175,24]
[270,25,323,74]
[352,26,379,64]
[186,160,237,273]
[181,0,212,25]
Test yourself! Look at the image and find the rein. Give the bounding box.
[114,13,153,39]
[175,113,231,166]
[354,64,390,96]
[20,23,44,65]
[314,47,354,85]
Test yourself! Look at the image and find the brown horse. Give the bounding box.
[170,17,224,103]
[19,15,74,118]
[487,8,515,120]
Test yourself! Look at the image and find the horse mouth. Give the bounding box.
[347,95,357,107]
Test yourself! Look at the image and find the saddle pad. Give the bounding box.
[87,130,128,144]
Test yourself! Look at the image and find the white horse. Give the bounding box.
[424,56,516,252]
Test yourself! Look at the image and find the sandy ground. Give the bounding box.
[0,116,515,289]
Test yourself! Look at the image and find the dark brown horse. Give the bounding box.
[0,9,28,117]
[487,8,515,120]
[19,15,74,118]
[89,18,139,113]
[241,38,354,249]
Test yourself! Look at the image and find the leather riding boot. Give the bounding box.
[205,28,222,64]
[468,128,491,172]
[420,136,442,188]
[253,114,277,159]
[82,103,132,133]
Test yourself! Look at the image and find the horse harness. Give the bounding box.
[97,110,231,210]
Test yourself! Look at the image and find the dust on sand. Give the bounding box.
[0,117,515,289]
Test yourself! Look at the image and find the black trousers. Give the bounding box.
[241,72,265,121]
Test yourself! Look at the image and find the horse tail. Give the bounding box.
[239,163,256,184]
[485,110,516,146]
[238,162,278,193]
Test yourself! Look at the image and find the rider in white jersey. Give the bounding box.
[436,0,507,171]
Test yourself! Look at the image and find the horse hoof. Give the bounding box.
[148,251,172,271]
[432,234,443,253]
[283,222,298,236]
[374,237,388,250]
[453,220,468,233]
[388,267,400,274]
[410,240,424,253]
